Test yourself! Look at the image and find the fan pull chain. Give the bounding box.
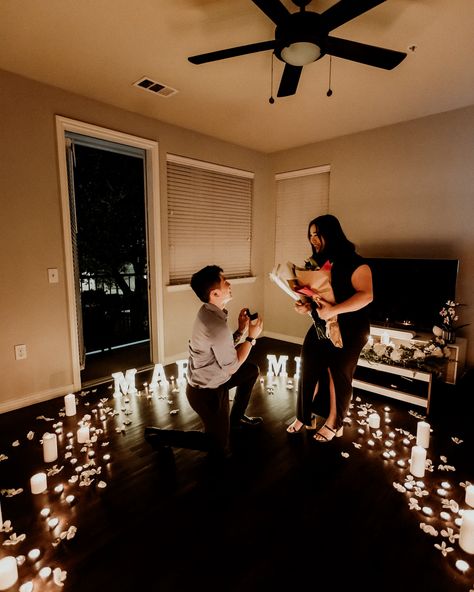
[269,53,275,104]
[327,55,333,97]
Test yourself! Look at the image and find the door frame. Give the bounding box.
[55,115,164,391]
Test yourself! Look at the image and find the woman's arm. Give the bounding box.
[316,264,373,321]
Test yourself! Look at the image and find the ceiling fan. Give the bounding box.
[188,0,407,98]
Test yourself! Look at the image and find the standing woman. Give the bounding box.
[287,214,373,441]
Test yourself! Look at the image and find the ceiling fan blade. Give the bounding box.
[320,0,387,33]
[251,0,290,25]
[277,64,302,97]
[325,36,407,70]
[188,40,276,64]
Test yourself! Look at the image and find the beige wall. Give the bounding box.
[1,68,473,413]
[0,69,269,412]
[266,106,474,365]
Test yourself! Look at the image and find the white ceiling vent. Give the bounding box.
[133,77,178,97]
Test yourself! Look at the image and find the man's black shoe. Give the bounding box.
[232,415,263,429]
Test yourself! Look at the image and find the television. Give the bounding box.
[365,258,459,334]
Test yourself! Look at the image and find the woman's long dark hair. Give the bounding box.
[308,214,355,265]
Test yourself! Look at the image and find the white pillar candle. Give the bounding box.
[368,413,380,429]
[30,472,47,494]
[459,509,474,554]
[466,485,474,508]
[64,393,77,416]
[42,432,58,463]
[0,556,18,591]
[416,421,430,448]
[76,425,90,443]
[381,331,390,345]
[409,445,426,478]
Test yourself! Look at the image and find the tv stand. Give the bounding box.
[353,329,467,412]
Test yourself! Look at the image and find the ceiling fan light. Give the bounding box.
[281,42,320,66]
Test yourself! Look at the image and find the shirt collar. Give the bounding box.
[204,302,228,320]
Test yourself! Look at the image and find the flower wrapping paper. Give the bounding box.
[270,261,343,348]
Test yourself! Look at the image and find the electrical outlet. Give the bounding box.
[48,268,59,284]
[14,344,27,360]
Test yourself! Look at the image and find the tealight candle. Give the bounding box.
[47,517,59,529]
[77,425,90,443]
[437,488,448,497]
[0,556,18,591]
[405,482,413,490]
[27,549,40,561]
[367,439,375,447]
[416,421,430,448]
[455,517,463,527]
[103,453,111,461]
[368,413,380,429]
[440,511,451,520]
[397,459,406,467]
[389,450,396,458]
[40,507,50,518]
[42,432,58,463]
[466,485,474,508]
[382,451,391,459]
[441,481,451,489]
[30,472,47,494]
[39,567,52,580]
[19,582,34,592]
[384,406,391,412]
[422,506,433,516]
[460,510,474,554]
[409,445,426,478]
[357,428,365,435]
[64,393,77,416]
[455,559,470,573]
[54,484,64,494]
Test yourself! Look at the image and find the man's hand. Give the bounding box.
[248,316,263,339]
[237,308,250,334]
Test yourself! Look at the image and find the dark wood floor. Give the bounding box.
[1,338,473,592]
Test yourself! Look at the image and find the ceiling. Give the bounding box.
[1,0,473,153]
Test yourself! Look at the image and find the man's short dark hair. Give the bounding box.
[190,265,223,303]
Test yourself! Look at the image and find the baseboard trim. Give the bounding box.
[262,331,304,345]
[0,384,75,415]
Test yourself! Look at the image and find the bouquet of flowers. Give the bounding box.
[269,260,343,348]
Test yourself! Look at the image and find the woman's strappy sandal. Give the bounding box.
[313,424,343,442]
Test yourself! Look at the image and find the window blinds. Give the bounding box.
[167,155,254,284]
[274,166,330,267]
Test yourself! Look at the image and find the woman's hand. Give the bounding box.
[294,300,311,315]
[314,297,334,321]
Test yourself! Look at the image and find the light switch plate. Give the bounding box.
[15,344,27,360]
[48,268,59,283]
